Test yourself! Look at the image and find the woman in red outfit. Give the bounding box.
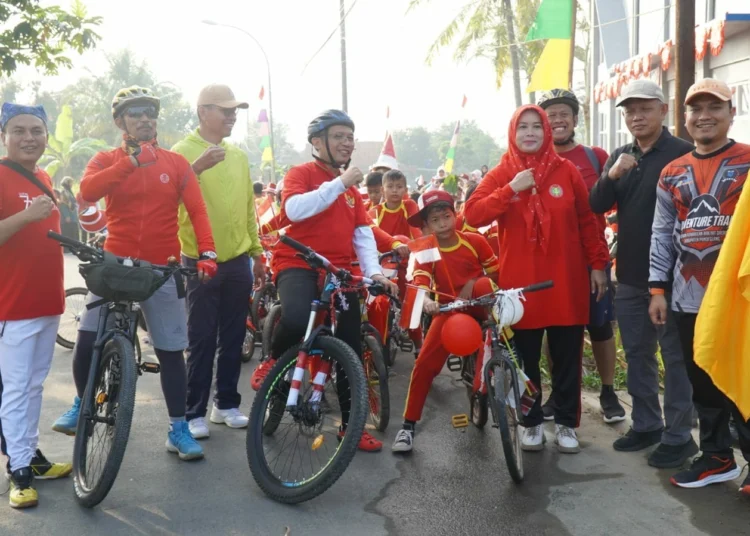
[465,105,609,454]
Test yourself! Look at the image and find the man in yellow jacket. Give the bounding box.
[173,84,264,441]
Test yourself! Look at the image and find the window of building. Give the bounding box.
[730,80,750,116]
[598,110,609,150]
[714,0,746,18]
[616,111,631,146]
[638,5,666,54]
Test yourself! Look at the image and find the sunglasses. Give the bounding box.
[124,105,159,119]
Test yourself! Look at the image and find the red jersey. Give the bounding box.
[454,211,479,233]
[465,160,609,329]
[373,200,422,239]
[412,231,499,301]
[0,163,64,320]
[557,145,609,240]
[273,162,372,274]
[81,147,215,265]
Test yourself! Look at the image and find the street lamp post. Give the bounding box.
[202,20,276,181]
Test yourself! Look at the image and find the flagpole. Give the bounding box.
[568,0,577,89]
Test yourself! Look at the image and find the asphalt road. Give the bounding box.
[0,254,747,535]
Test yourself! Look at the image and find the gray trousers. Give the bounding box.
[614,284,693,446]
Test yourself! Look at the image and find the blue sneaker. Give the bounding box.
[52,397,81,436]
[166,421,204,461]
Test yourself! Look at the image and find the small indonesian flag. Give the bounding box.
[257,197,276,226]
[407,235,441,264]
[400,285,427,330]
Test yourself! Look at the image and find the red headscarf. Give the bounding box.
[500,104,563,253]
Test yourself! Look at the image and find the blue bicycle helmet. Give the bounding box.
[307,109,355,142]
[307,109,355,169]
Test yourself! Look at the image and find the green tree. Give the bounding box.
[0,0,101,76]
[240,121,303,182]
[40,104,109,185]
[392,127,437,170]
[60,49,196,147]
[431,120,504,173]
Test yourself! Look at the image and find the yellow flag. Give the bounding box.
[526,38,571,93]
[694,183,750,420]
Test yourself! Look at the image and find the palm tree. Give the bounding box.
[40,105,110,185]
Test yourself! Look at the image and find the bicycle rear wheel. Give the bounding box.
[260,303,282,361]
[488,355,524,483]
[251,282,277,333]
[363,334,390,432]
[57,287,87,349]
[73,334,137,507]
[246,335,367,504]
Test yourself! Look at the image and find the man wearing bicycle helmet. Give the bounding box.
[538,89,626,424]
[52,86,218,462]
[253,109,397,452]
[0,103,72,508]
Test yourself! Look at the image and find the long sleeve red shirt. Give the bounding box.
[464,160,608,329]
[81,147,215,265]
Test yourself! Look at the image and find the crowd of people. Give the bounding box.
[0,74,748,511]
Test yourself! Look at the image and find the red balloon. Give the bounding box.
[441,313,483,356]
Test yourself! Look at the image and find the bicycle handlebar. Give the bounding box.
[378,251,401,264]
[48,231,198,277]
[437,280,554,313]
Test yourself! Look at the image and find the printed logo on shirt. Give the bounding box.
[722,168,739,183]
[160,173,170,184]
[18,192,32,209]
[681,194,730,235]
[549,184,563,198]
[345,193,355,208]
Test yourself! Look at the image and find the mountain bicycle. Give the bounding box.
[441,280,553,483]
[246,235,395,504]
[47,231,197,508]
[242,249,277,362]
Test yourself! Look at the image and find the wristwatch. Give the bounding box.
[199,251,217,261]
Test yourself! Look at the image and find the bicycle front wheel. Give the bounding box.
[488,357,524,483]
[73,334,137,507]
[57,287,87,349]
[247,335,367,504]
[363,334,390,432]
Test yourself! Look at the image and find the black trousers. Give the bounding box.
[675,312,750,461]
[270,268,361,425]
[514,325,584,428]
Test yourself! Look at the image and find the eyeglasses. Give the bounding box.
[329,133,355,144]
[124,105,159,119]
[204,105,238,118]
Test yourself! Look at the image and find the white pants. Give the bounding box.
[0,315,60,472]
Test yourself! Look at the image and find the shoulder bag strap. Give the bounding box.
[0,159,58,205]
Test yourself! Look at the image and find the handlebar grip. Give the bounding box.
[378,251,398,263]
[522,280,554,293]
[279,234,312,255]
[48,230,85,248]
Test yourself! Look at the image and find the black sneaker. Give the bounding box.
[740,471,750,496]
[599,389,626,424]
[542,393,556,421]
[9,467,37,509]
[670,454,741,488]
[613,427,663,452]
[648,438,700,468]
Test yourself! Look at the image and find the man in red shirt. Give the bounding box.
[264,110,397,452]
[0,103,72,509]
[538,89,626,424]
[392,190,499,453]
[51,87,218,462]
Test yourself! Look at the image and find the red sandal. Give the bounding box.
[337,429,383,452]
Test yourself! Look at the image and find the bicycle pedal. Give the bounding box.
[446,356,463,372]
[452,414,469,428]
[140,362,161,374]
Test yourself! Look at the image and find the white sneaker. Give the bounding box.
[188,417,210,439]
[210,407,249,429]
[555,424,580,453]
[521,424,546,451]
[392,429,414,453]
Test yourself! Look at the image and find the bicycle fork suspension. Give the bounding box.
[286,302,329,407]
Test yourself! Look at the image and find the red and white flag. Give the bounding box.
[399,285,427,330]
[257,196,276,226]
[407,235,441,264]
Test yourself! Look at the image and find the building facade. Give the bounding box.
[589,0,750,151]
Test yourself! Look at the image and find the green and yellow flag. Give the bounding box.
[525,0,574,93]
[443,95,467,174]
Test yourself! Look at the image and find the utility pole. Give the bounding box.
[340,0,349,112]
[502,0,522,108]
[674,0,695,141]
[568,0,577,89]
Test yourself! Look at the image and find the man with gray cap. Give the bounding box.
[172,85,264,440]
[590,79,697,468]
[0,103,72,508]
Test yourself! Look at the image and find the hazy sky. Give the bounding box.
[11,0,543,151]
